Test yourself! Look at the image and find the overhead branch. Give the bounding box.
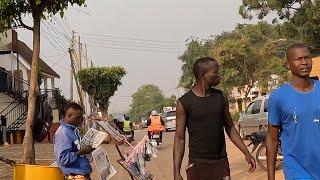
[17,16,33,31]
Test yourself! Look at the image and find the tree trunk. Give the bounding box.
[21,13,40,164]
[99,106,108,120]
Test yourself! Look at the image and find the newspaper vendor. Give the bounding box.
[54,102,95,180]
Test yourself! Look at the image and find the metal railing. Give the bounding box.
[6,104,27,132]
[0,91,28,115]
[0,69,59,131]
[0,68,29,96]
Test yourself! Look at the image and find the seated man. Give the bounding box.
[54,103,94,180]
[147,110,165,143]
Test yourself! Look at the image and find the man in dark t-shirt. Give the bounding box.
[173,57,256,180]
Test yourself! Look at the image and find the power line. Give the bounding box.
[63,17,73,32]
[41,20,70,42]
[80,32,183,45]
[82,36,183,48]
[72,6,92,16]
[17,34,70,72]
[41,26,68,52]
[51,52,68,68]
[86,41,182,51]
[52,16,71,40]
[86,44,181,53]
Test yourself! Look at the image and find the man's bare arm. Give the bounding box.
[223,95,256,172]
[173,100,187,180]
[266,124,280,180]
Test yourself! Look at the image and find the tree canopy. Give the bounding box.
[239,0,320,49]
[178,22,290,98]
[78,66,126,119]
[164,95,176,107]
[0,0,85,31]
[212,22,289,96]
[178,39,213,89]
[129,84,168,120]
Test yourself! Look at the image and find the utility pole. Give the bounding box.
[69,30,75,101]
[84,43,88,68]
[69,30,84,108]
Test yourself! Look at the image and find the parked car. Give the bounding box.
[238,95,269,139]
[163,110,176,131]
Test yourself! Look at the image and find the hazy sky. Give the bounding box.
[18,0,249,114]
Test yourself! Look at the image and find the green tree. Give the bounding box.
[239,0,320,50]
[129,84,165,120]
[164,95,176,107]
[212,22,289,98]
[0,0,86,164]
[52,88,69,118]
[78,67,126,119]
[178,22,289,101]
[178,39,214,89]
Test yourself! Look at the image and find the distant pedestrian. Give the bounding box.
[0,114,9,145]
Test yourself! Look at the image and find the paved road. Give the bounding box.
[0,129,284,180]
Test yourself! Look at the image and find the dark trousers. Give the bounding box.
[186,158,230,180]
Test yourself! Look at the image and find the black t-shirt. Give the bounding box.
[179,88,227,159]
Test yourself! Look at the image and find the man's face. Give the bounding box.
[203,61,221,86]
[286,47,313,78]
[65,108,83,127]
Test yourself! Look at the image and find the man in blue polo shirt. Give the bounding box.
[54,103,95,180]
[267,43,320,180]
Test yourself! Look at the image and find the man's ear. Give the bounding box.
[201,72,206,79]
[285,61,290,70]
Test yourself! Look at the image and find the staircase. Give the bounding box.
[0,68,29,132]
[0,91,28,132]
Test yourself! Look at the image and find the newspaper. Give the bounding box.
[97,121,125,142]
[92,146,117,180]
[81,128,108,148]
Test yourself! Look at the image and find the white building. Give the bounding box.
[0,30,60,134]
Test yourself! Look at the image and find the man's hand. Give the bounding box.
[174,173,183,180]
[245,153,256,173]
[92,115,102,121]
[77,145,95,156]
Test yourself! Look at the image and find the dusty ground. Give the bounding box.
[0,129,284,180]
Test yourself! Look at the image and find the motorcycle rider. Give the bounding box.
[147,110,165,144]
[123,114,134,141]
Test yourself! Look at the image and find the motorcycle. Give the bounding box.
[150,130,161,146]
[247,131,283,171]
[124,131,134,143]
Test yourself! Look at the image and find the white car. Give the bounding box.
[238,95,269,139]
[163,110,176,131]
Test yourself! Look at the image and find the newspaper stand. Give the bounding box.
[98,120,155,180]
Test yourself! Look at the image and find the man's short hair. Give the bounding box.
[286,43,309,60]
[65,102,83,113]
[193,57,217,79]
